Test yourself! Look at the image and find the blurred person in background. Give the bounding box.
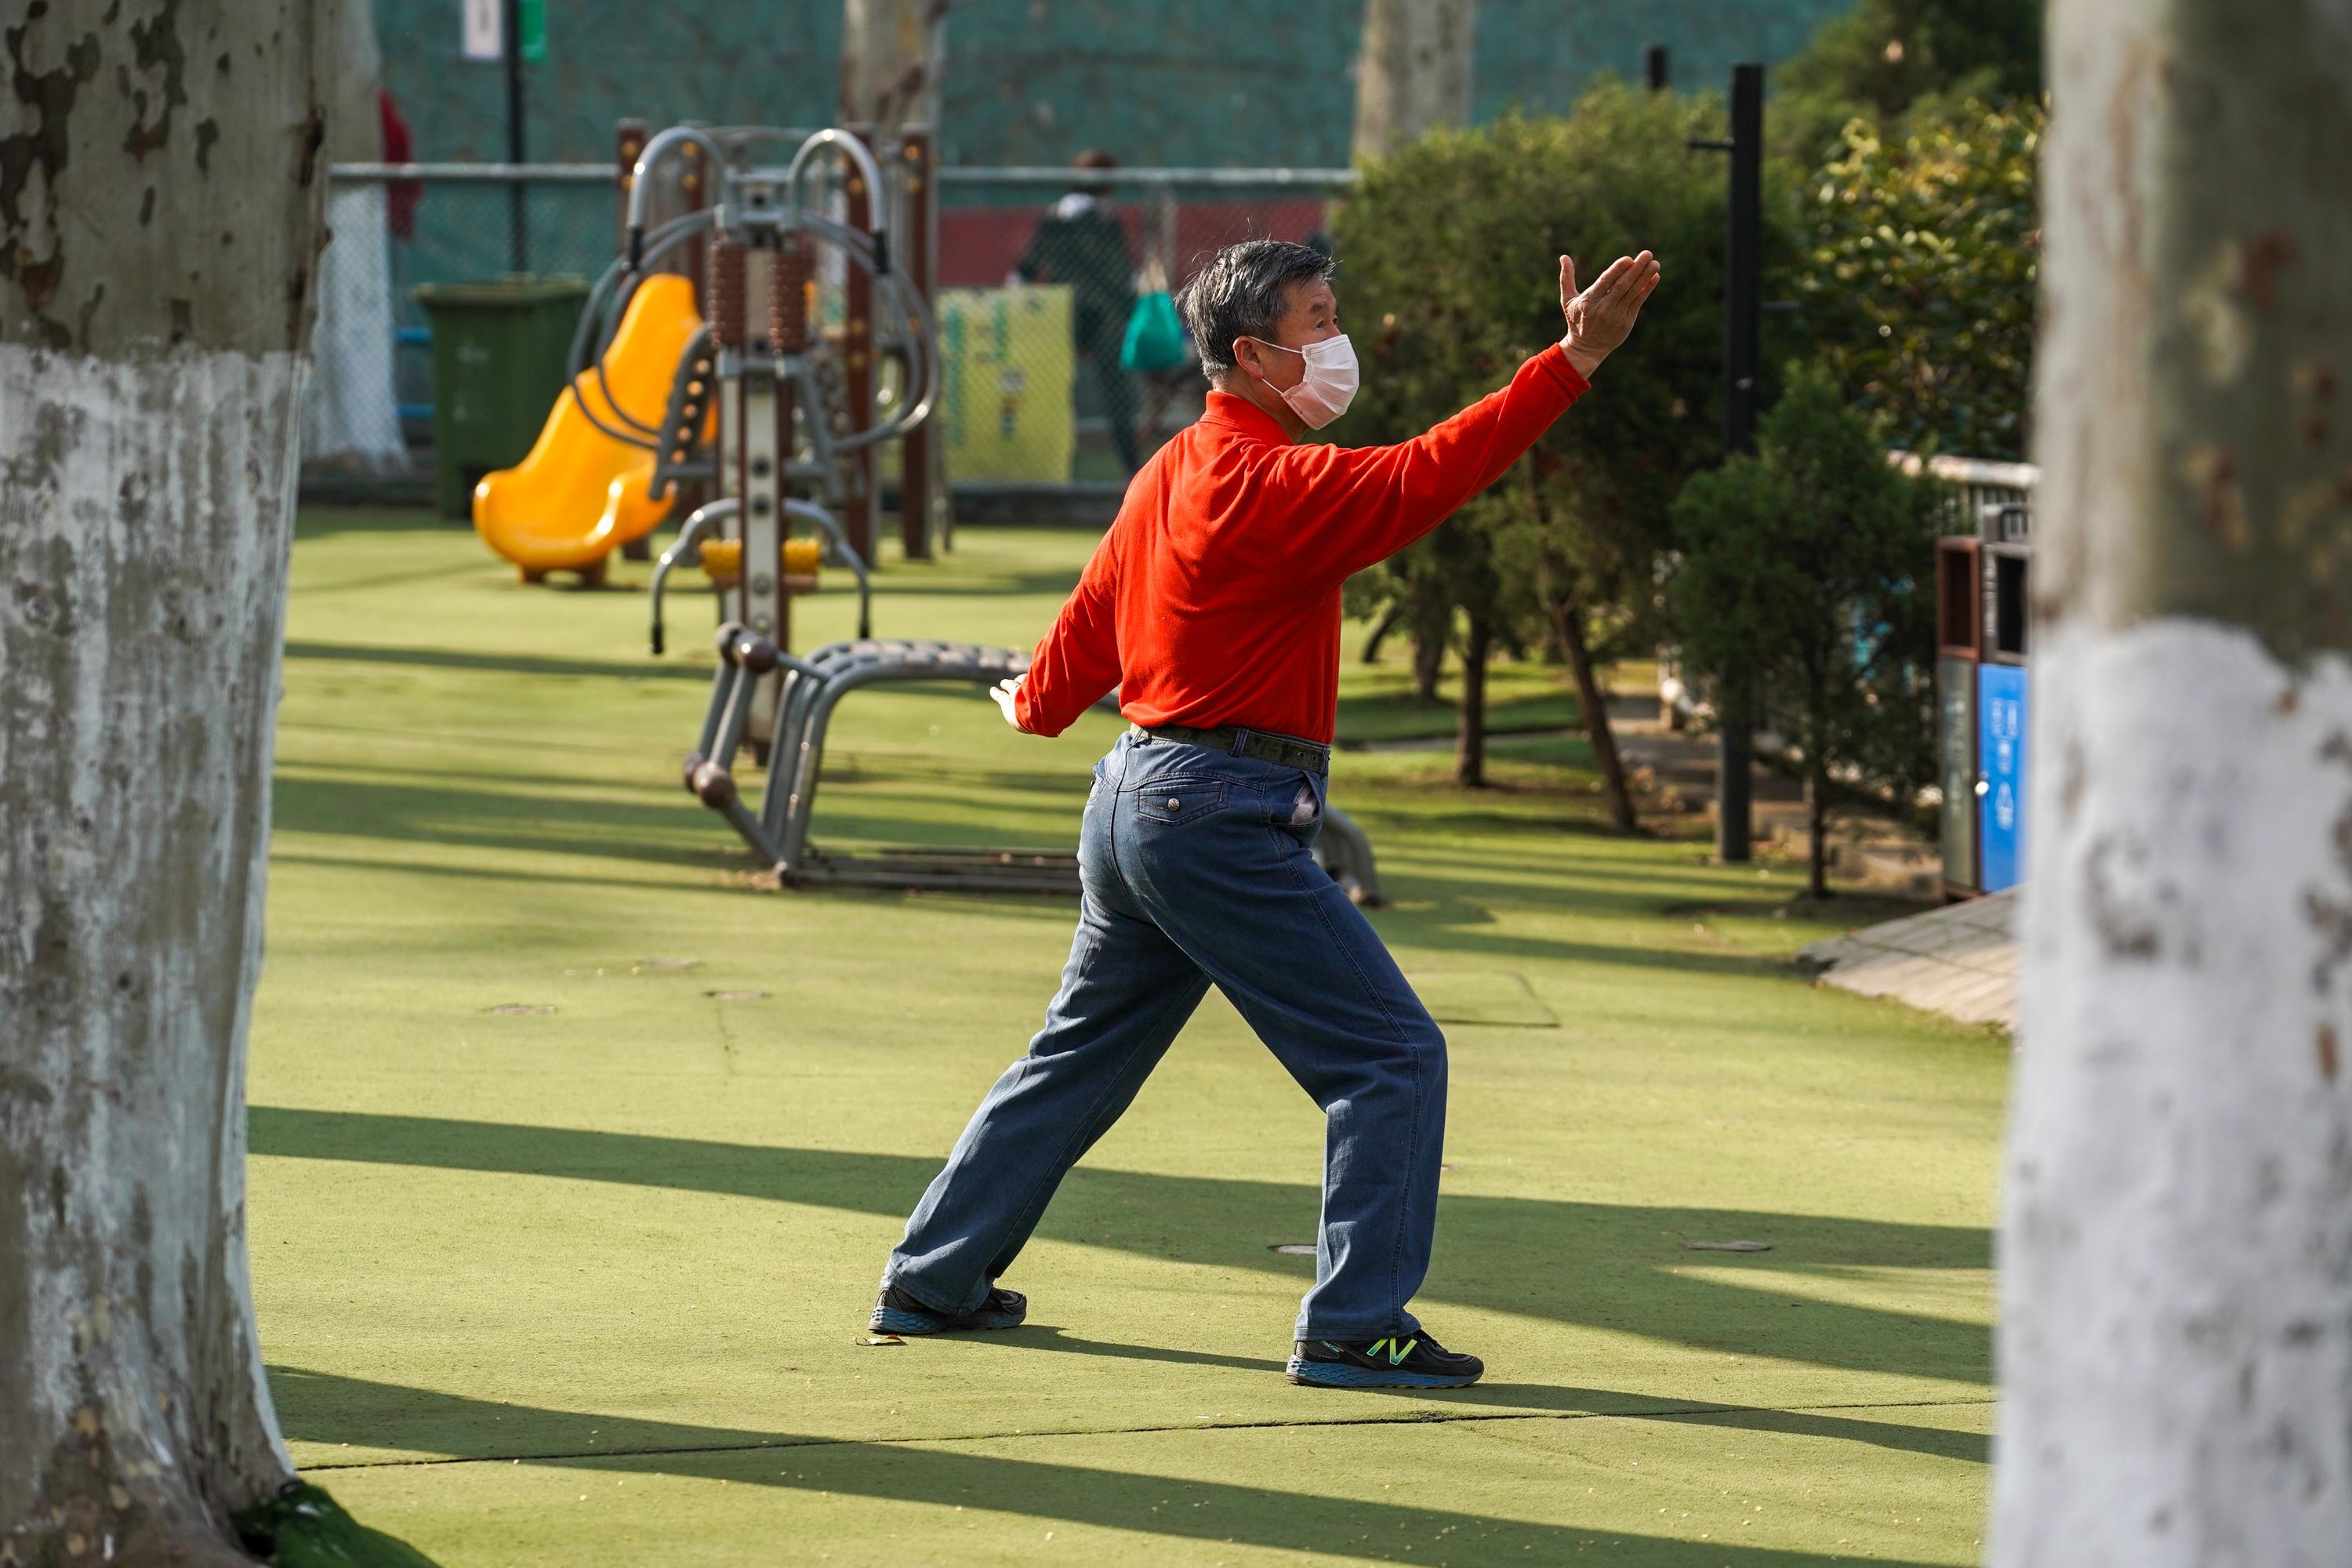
[1017,148,1144,475]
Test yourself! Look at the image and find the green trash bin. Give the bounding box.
[412,276,589,520]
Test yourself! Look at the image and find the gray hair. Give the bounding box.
[1174,239,1336,384]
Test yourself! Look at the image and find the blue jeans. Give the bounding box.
[884,730,1448,1339]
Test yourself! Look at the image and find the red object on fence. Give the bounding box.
[379,89,419,240]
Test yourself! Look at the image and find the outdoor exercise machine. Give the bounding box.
[681,622,1386,902]
[597,125,1383,900]
[621,125,938,695]
[476,120,938,625]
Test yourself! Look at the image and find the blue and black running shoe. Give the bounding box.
[1286,1332,1483,1389]
[869,1281,1027,1334]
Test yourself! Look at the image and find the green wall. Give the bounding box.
[376,0,1852,168]
[371,0,1850,325]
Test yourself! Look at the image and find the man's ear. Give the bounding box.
[1227,337,1261,384]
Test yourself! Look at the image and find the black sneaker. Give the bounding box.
[869,1281,1027,1334]
[1287,1332,1484,1388]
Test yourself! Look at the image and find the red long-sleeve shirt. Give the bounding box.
[1014,343,1591,744]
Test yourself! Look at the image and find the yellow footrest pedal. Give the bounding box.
[695,536,823,592]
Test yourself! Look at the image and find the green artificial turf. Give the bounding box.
[249,512,2004,1566]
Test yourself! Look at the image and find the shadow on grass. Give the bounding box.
[865,568,1091,599]
[268,1367,1963,1565]
[284,640,710,684]
[249,1109,1991,1388]
[270,774,720,869]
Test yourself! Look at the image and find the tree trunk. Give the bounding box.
[1,6,377,1565]
[1552,598,1639,831]
[1410,626,1445,702]
[1455,611,1491,787]
[1805,761,1831,899]
[1994,2,2352,1564]
[840,0,949,130]
[1351,0,1479,161]
[303,0,405,474]
[1361,601,1403,664]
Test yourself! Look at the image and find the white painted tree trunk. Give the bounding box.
[2,4,332,1563]
[1351,0,1479,162]
[303,183,406,472]
[303,0,405,474]
[1995,2,2352,1563]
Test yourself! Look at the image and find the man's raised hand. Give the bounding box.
[1559,250,1661,379]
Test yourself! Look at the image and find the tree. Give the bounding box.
[840,0,949,129]
[1668,362,1938,897]
[1994,0,2352,1561]
[1334,85,1754,815]
[1779,0,2042,125]
[302,0,406,473]
[2,4,432,1563]
[1350,0,1478,162]
[1798,95,2043,459]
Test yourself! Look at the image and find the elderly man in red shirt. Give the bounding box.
[873,238,1660,1388]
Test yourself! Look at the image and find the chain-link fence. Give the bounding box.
[307,162,1356,505]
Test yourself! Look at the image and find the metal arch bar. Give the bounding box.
[625,125,731,238]
[784,129,891,252]
[691,663,742,765]
[762,639,1033,848]
[782,500,873,640]
[649,497,739,655]
[771,646,1041,881]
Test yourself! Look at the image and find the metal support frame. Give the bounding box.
[895,127,940,559]
[679,636,1385,902]
[841,124,879,566]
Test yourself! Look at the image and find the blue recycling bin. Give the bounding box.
[1976,662,2027,893]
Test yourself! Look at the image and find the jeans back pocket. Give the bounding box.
[1133,777,1227,825]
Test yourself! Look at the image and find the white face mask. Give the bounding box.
[1246,334,1359,429]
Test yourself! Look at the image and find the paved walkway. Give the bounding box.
[1798,891,2018,1029]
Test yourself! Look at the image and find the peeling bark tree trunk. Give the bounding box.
[840,0,949,130]
[1994,2,2352,1563]
[2,5,333,1564]
[1351,0,1478,161]
[1551,598,1639,832]
[1455,611,1491,787]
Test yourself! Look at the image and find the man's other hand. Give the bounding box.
[1559,250,1661,380]
[990,675,1026,731]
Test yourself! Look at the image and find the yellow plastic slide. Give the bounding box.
[474,273,706,583]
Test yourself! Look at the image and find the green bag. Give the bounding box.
[1119,289,1190,372]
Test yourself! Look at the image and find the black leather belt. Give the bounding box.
[1137,723,1330,776]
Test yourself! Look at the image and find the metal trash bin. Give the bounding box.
[1935,502,2033,897]
[412,276,588,519]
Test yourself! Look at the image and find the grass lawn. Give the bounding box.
[250,511,2004,1566]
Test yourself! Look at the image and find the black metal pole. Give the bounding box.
[503,0,528,273]
[1715,62,1763,863]
[1646,44,1670,92]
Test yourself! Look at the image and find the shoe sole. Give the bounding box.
[1284,1357,1482,1389]
[870,1305,1026,1335]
